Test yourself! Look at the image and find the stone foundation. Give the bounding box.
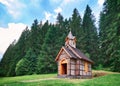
[57,75,92,79]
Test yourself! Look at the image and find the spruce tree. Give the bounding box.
[70,8,82,36]
[0,27,30,76]
[15,48,37,75]
[37,25,57,73]
[0,41,15,76]
[99,0,120,71]
[56,13,67,47]
[15,58,29,75]
[82,5,99,66]
[70,8,83,49]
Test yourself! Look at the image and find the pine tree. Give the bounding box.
[70,8,83,49]
[37,25,57,73]
[70,8,82,36]
[0,27,30,76]
[99,0,120,71]
[0,41,15,76]
[30,19,40,55]
[15,58,29,75]
[57,13,64,25]
[15,48,37,75]
[26,48,37,74]
[8,27,30,76]
[82,5,99,66]
[56,13,67,47]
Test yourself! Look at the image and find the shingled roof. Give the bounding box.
[63,46,77,59]
[69,45,93,63]
[62,45,93,63]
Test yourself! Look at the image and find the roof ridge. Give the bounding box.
[55,46,71,61]
[68,45,82,59]
[63,47,72,58]
[68,45,93,63]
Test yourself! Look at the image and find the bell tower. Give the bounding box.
[65,31,76,48]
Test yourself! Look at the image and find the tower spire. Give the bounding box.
[65,31,76,48]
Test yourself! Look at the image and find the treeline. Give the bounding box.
[0,0,120,76]
[99,0,120,72]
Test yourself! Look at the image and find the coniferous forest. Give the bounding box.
[0,0,120,76]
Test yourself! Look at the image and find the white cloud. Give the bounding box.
[54,7,62,14]
[0,0,25,19]
[42,8,62,24]
[42,11,52,24]
[92,0,105,27]
[98,0,105,7]
[0,23,26,56]
[44,0,82,23]
[53,7,62,20]
[44,11,52,20]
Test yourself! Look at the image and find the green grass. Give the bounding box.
[0,71,120,86]
[0,74,55,85]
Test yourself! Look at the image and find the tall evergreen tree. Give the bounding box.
[70,8,82,36]
[30,19,40,55]
[15,58,29,75]
[70,8,83,49]
[40,20,50,44]
[56,13,67,47]
[0,27,30,76]
[57,13,64,25]
[7,27,30,76]
[0,41,15,76]
[99,0,120,71]
[99,1,109,66]
[15,48,37,75]
[82,5,99,66]
[37,25,58,73]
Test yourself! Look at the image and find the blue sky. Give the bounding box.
[0,0,104,60]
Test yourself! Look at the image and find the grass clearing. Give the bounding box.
[0,71,120,86]
[0,74,56,85]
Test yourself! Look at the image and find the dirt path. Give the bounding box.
[21,78,59,82]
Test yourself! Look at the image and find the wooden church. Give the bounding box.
[55,31,93,78]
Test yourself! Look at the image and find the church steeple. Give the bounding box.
[65,31,76,48]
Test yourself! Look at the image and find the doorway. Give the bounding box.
[61,63,67,75]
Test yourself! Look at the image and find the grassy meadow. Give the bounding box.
[0,70,120,86]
